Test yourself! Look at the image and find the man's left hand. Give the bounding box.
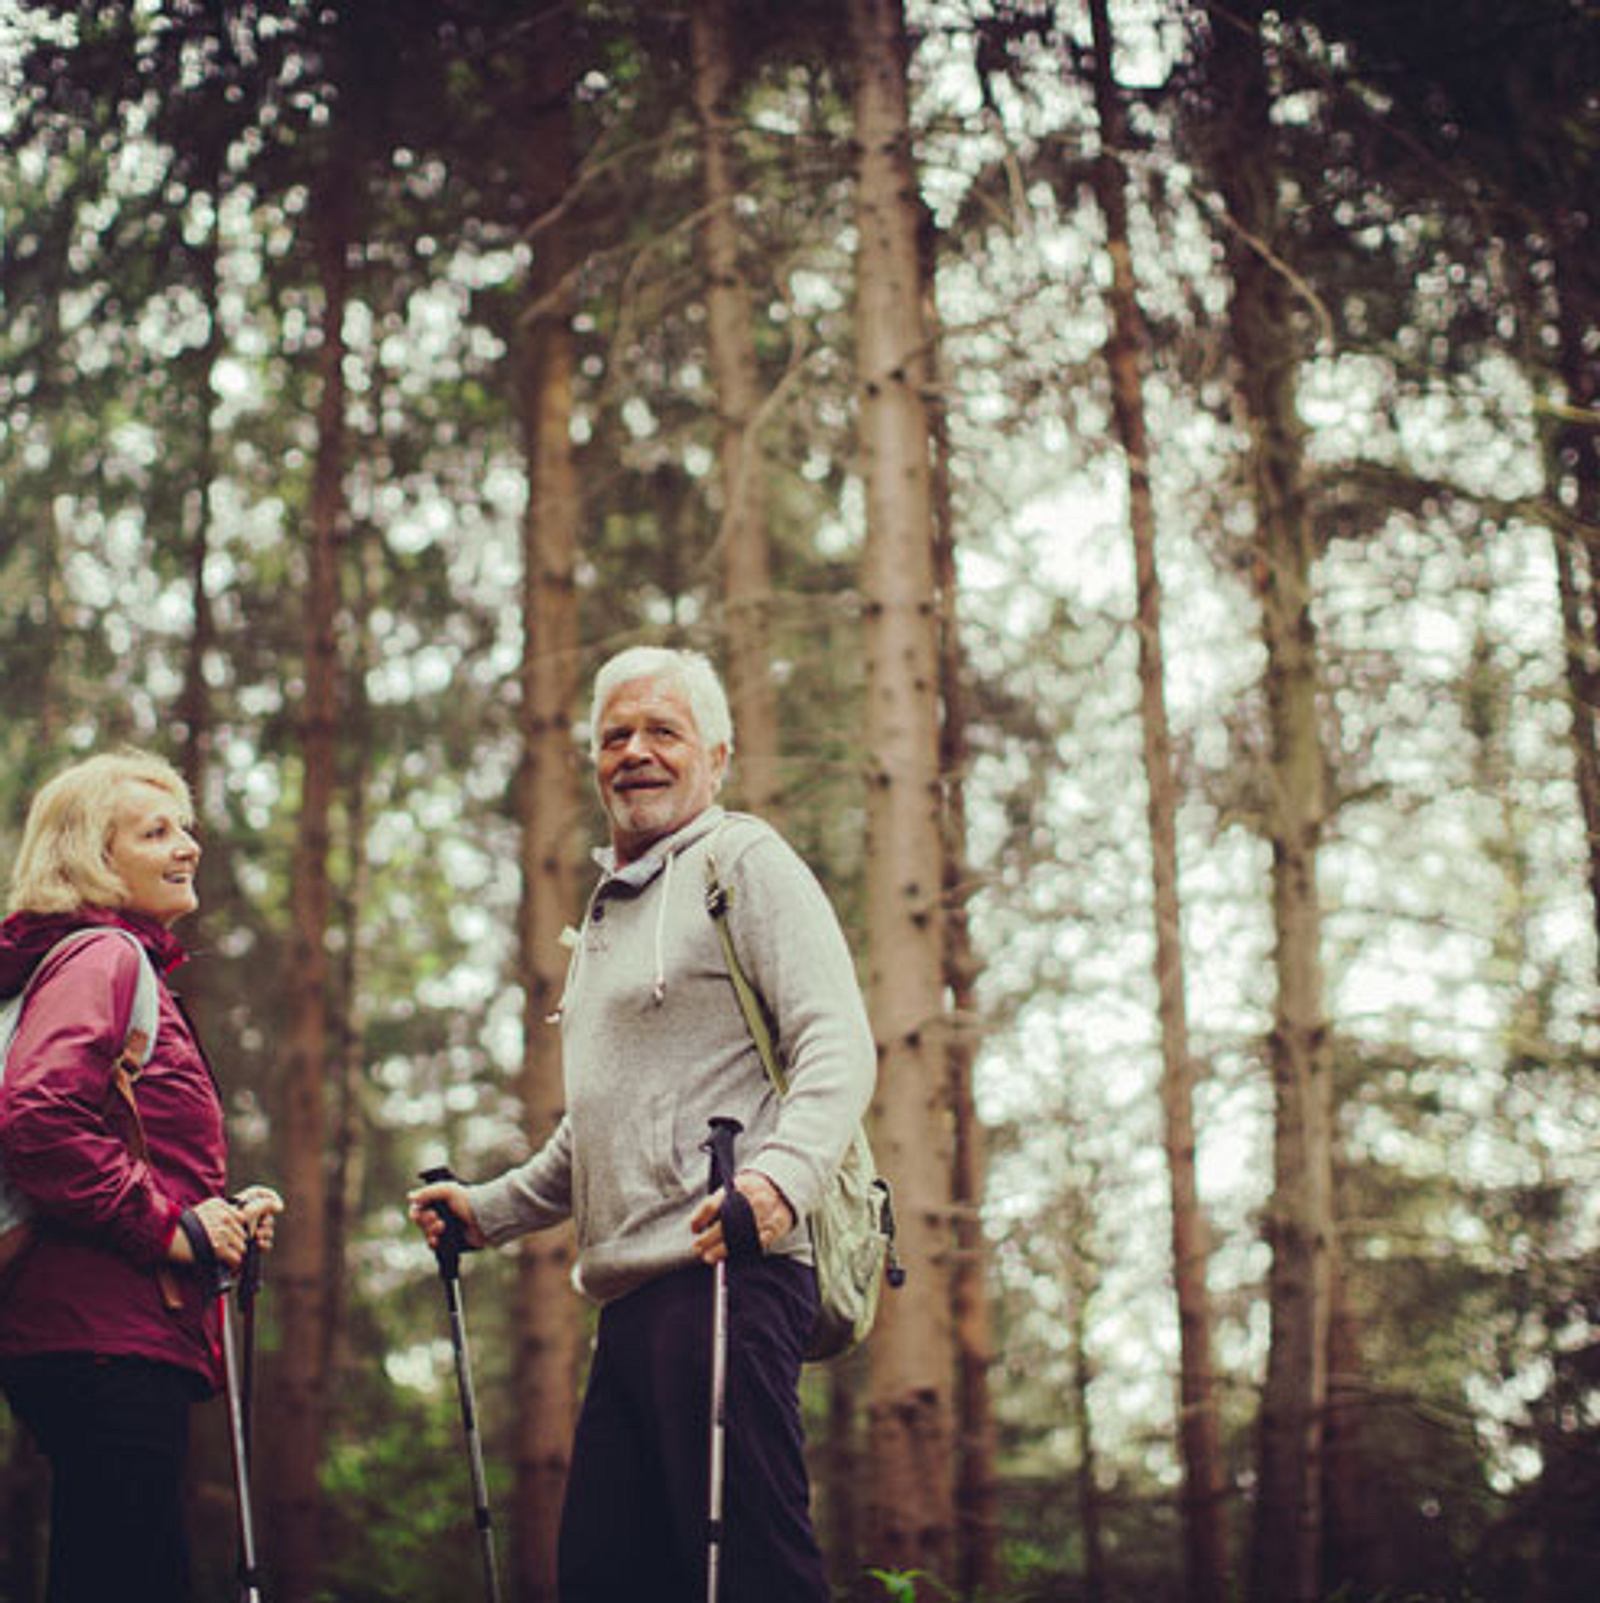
[691,1170,796,1264]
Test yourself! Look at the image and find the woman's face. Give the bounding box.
[105,782,201,926]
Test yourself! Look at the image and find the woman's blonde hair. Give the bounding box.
[7,750,194,916]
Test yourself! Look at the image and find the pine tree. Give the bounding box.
[847,0,957,1574]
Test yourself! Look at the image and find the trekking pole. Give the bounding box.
[218,1237,264,1603]
[419,1166,503,1603]
[700,1117,744,1603]
[238,1228,262,1469]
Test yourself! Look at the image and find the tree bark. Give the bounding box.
[175,131,224,1032]
[510,11,586,1598]
[322,521,377,1390]
[1322,1220,1384,1598]
[690,0,781,816]
[270,159,351,1603]
[175,134,221,817]
[1550,237,1600,974]
[847,0,956,1575]
[1202,6,1335,1600]
[823,1351,866,1596]
[1071,1281,1109,1603]
[1086,7,1231,1602]
[921,195,998,1598]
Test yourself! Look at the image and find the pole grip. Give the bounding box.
[420,1165,472,1281]
[238,1233,263,1314]
[702,1117,743,1198]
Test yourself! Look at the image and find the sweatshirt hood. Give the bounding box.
[0,907,189,998]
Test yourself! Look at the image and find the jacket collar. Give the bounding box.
[0,906,190,997]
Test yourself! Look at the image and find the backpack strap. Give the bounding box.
[8,929,180,1312]
[704,855,790,1098]
[80,928,160,1076]
[9,928,160,1074]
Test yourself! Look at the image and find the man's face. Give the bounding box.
[595,676,727,864]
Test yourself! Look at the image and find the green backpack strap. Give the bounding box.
[703,848,906,1359]
[704,854,790,1098]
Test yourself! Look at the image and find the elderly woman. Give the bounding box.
[0,748,282,1603]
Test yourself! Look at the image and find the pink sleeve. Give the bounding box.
[0,939,183,1264]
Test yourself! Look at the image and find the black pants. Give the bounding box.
[2,1354,199,1603]
[558,1257,829,1603]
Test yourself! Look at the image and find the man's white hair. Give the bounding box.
[587,647,735,759]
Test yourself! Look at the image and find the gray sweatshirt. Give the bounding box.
[466,806,876,1306]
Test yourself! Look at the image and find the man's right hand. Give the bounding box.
[407,1180,487,1252]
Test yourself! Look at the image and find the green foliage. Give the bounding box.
[868,1567,950,1602]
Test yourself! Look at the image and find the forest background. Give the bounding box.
[0,2,1597,1602]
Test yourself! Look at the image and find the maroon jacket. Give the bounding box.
[0,908,227,1388]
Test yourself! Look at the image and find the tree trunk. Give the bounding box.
[322,521,377,1390]
[690,0,781,816]
[176,142,221,815]
[1202,6,1335,1600]
[1551,237,1600,973]
[510,11,586,1598]
[1086,7,1231,1602]
[921,193,998,1599]
[823,1351,866,1597]
[175,134,224,1029]
[1549,519,1600,955]
[1071,1284,1109,1603]
[1322,1227,1384,1598]
[270,160,351,1603]
[847,0,956,1575]
[943,644,996,1600]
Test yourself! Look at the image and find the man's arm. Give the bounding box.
[721,831,876,1222]
[459,1115,576,1246]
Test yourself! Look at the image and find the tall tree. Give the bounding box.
[1198,5,1336,1598]
[267,4,396,1587]
[1084,5,1231,1601]
[921,195,998,1597]
[272,137,353,1603]
[690,0,782,816]
[507,9,586,1598]
[1069,1259,1109,1603]
[846,0,957,1575]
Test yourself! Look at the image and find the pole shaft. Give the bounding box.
[445,1273,503,1603]
[707,1257,730,1603]
[220,1294,262,1603]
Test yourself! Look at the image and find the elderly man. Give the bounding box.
[411,646,875,1602]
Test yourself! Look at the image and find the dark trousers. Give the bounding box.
[2,1354,198,1603]
[558,1257,828,1603]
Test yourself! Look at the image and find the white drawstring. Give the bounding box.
[546,911,591,1025]
[651,850,677,1006]
[555,816,722,1017]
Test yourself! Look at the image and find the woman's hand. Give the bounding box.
[169,1196,248,1270]
[407,1180,486,1252]
[167,1187,284,1271]
[234,1184,285,1252]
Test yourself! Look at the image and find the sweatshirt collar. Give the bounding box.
[591,805,726,891]
[575,805,729,1010]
